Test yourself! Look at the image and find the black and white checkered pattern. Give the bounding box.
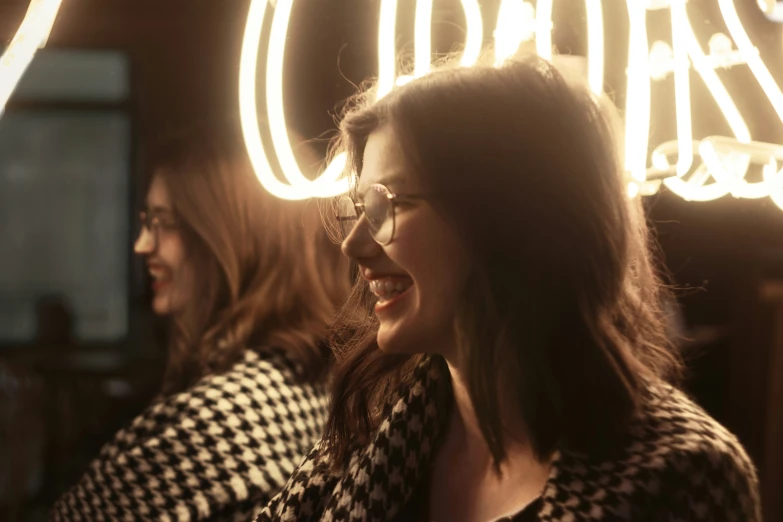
[257,356,762,521]
[51,349,328,522]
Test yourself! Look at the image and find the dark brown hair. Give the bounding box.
[147,123,350,396]
[324,53,682,468]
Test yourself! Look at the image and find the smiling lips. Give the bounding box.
[148,263,172,291]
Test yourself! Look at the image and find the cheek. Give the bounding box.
[178,263,197,297]
[392,225,471,305]
[157,236,195,303]
[420,255,470,306]
[158,235,188,273]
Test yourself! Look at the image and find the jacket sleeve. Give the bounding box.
[254,441,340,522]
[50,351,328,522]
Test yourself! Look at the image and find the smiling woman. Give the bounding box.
[257,52,762,522]
[137,123,349,396]
[134,177,193,318]
[50,122,351,521]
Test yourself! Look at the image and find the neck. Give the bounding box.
[442,354,538,472]
[427,356,554,522]
[445,357,489,452]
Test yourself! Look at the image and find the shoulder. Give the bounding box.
[549,382,761,521]
[255,441,342,521]
[51,349,330,521]
[632,383,760,518]
[196,347,327,402]
[632,383,758,482]
[115,348,327,442]
[157,348,328,439]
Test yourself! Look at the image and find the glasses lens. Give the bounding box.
[365,185,393,244]
[136,211,157,250]
[336,196,358,240]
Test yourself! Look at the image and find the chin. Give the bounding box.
[377,315,457,358]
[151,298,172,316]
[375,323,421,355]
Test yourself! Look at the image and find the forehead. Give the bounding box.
[146,174,172,208]
[357,125,416,194]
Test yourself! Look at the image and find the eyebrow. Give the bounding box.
[142,205,176,218]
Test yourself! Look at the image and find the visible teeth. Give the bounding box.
[369,278,412,300]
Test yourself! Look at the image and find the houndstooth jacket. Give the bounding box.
[256,355,762,522]
[51,348,328,522]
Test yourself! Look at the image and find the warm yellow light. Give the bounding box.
[494,0,536,67]
[533,0,604,95]
[637,0,778,204]
[764,158,783,210]
[414,0,433,78]
[669,0,693,177]
[684,30,749,142]
[239,0,349,200]
[377,0,399,100]
[0,0,62,118]
[535,0,553,60]
[718,0,783,124]
[702,136,783,199]
[697,139,752,198]
[623,0,651,185]
[758,0,783,22]
[267,0,346,192]
[382,0,482,89]
[654,141,730,201]
[585,0,604,96]
[460,0,484,66]
[241,0,783,209]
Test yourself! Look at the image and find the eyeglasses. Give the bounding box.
[336,183,427,245]
[138,209,179,248]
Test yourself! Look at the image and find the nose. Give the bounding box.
[341,214,382,260]
[134,227,156,256]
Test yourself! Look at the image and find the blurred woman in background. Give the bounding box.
[51,124,349,521]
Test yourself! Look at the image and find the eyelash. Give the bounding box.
[157,221,178,230]
[141,213,178,231]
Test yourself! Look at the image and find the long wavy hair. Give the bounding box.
[147,124,350,396]
[323,52,683,468]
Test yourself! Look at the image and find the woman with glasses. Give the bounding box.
[51,124,350,521]
[257,54,761,521]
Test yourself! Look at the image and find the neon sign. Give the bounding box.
[0,0,62,118]
[240,0,783,210]
[758,0,783,22]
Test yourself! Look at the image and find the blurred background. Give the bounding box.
[0,0,782,520]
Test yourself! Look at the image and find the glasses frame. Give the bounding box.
[337,183,428,245]
[138,209,179,250]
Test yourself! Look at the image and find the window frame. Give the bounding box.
[0,46,137,348]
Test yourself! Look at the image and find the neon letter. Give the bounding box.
[0,0,62,118]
